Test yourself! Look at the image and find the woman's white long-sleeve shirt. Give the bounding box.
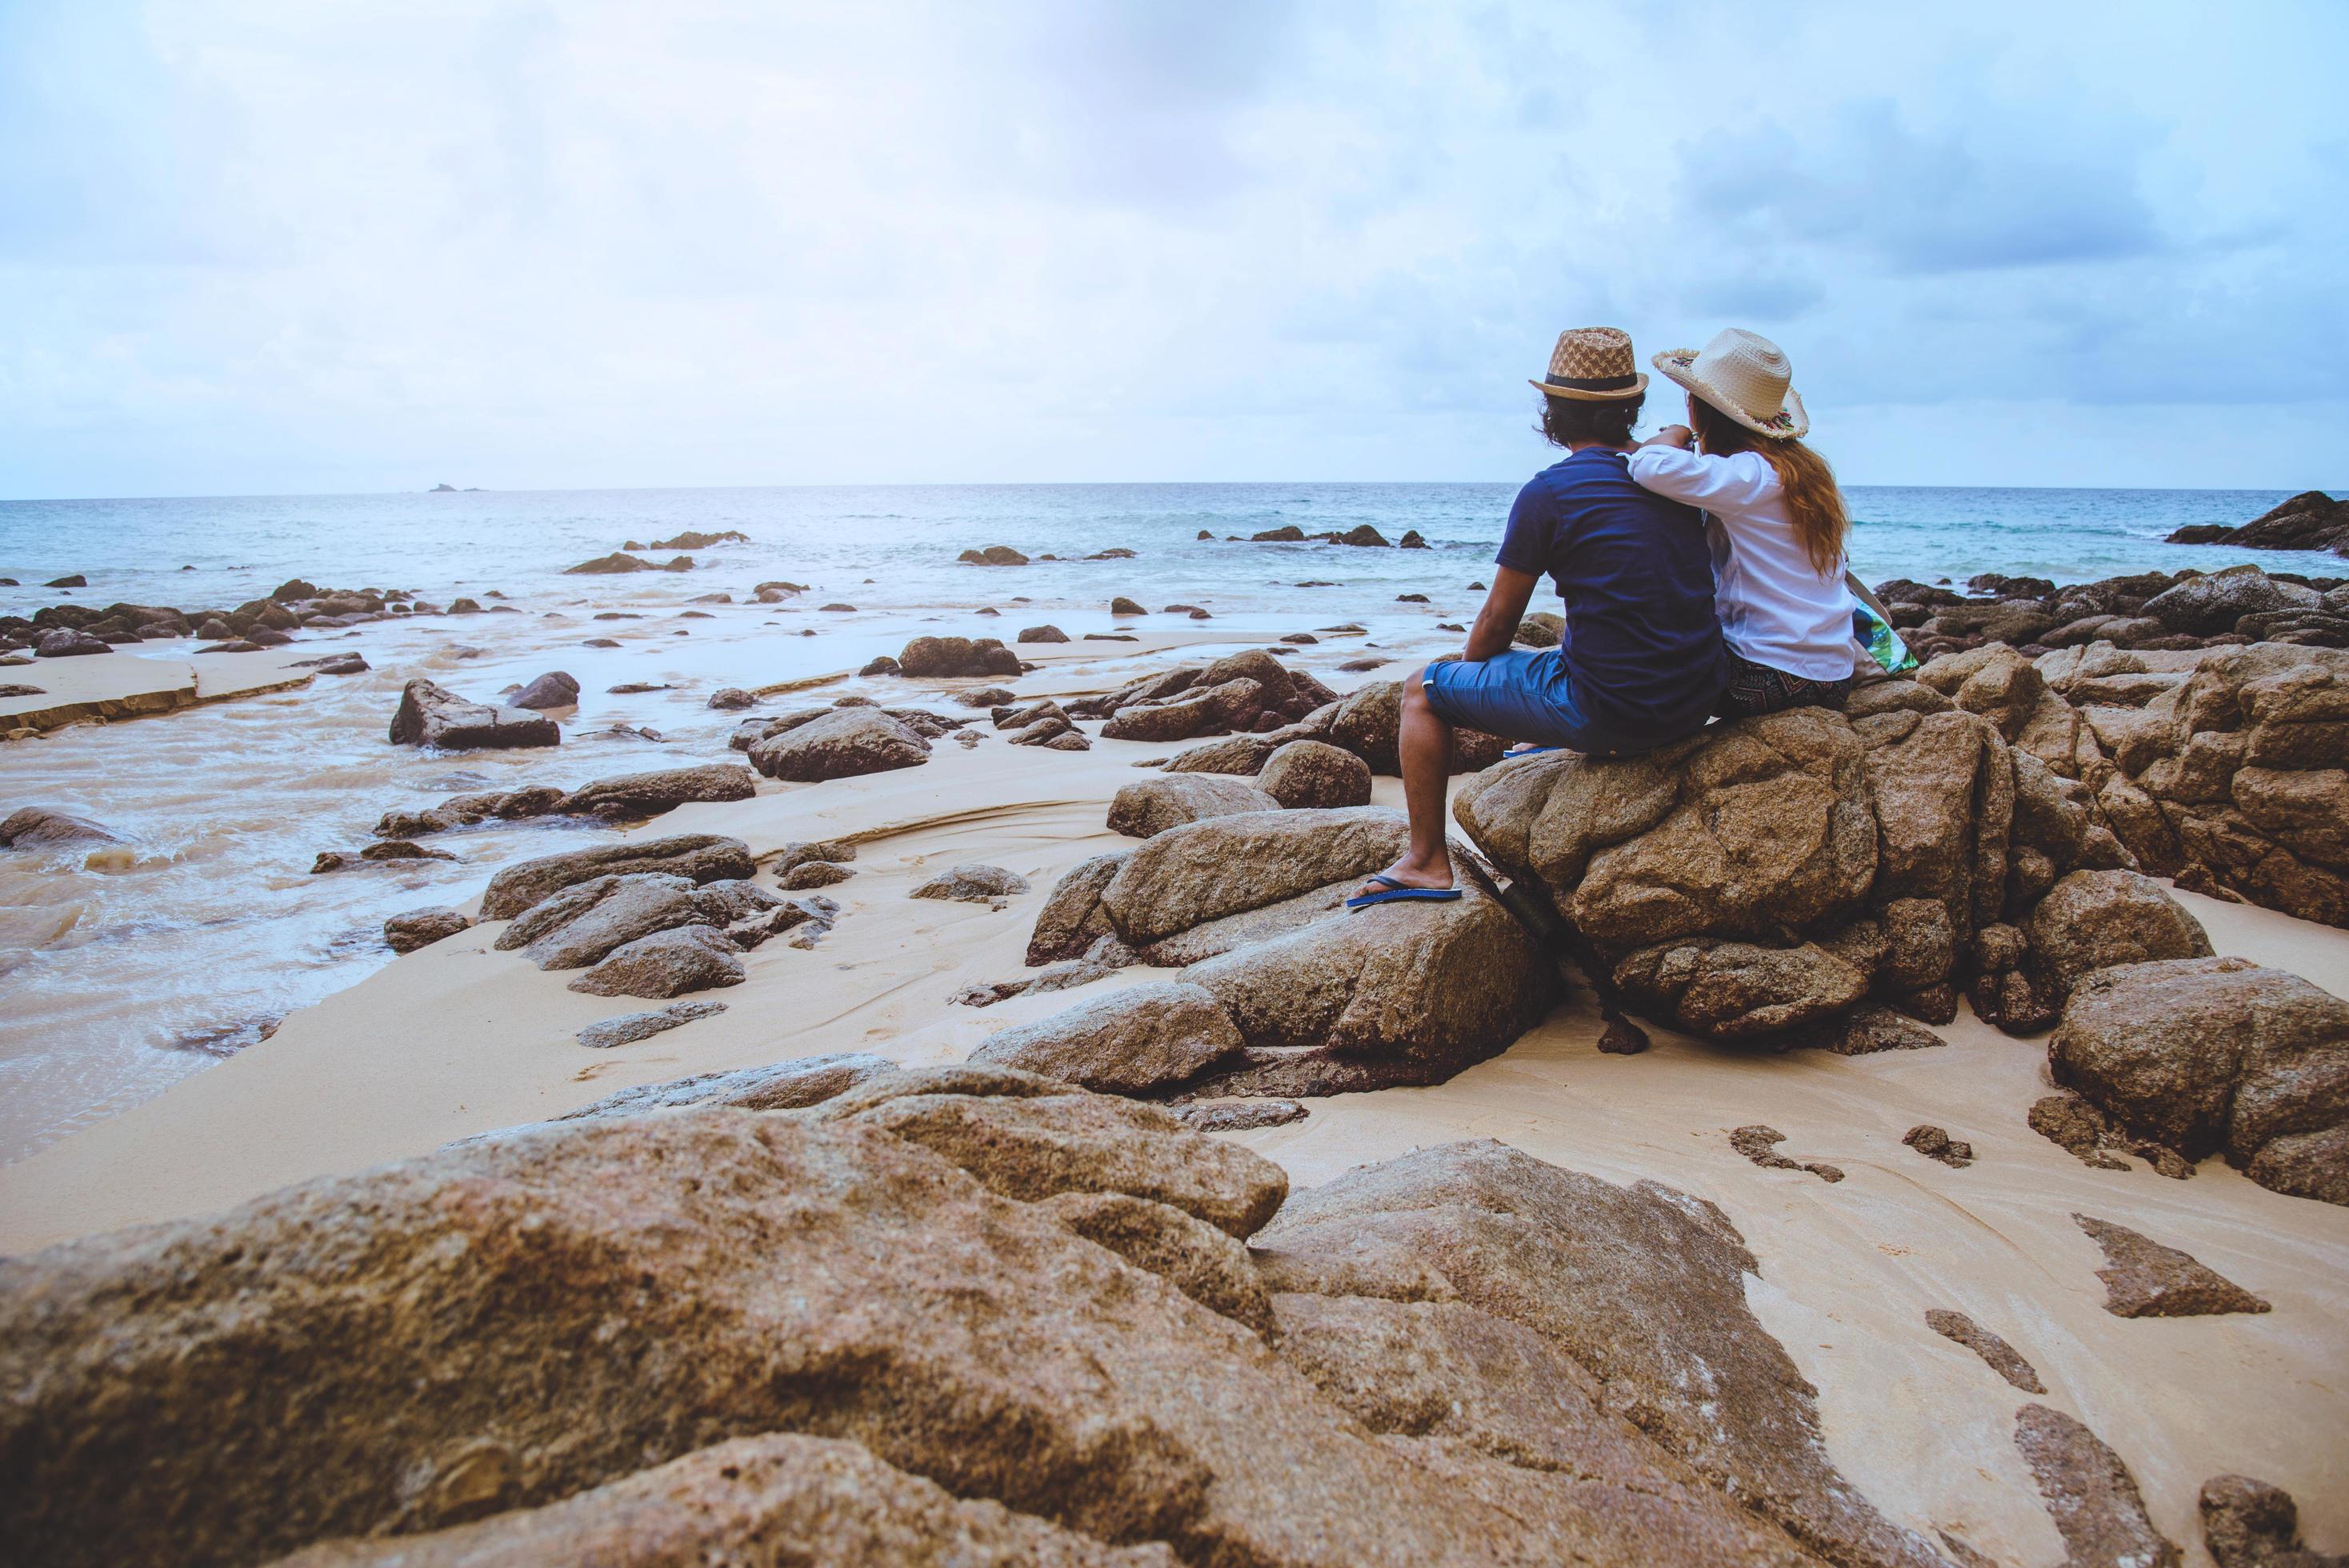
[1626,446,1855,682]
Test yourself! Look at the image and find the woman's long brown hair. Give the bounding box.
[1688,397,1848,577]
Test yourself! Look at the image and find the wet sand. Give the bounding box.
[2,642,2344,1563]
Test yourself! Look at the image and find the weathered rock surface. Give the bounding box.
[910,863,1030,902]
[1099,808,1408,946]
[2051,957,2349,1205]
[750,707,932,782]
[495,873,710,969]
[2198,1474,2345,1568]
[971,981,1248,1094]
[1329,679,1505,774]
[1729,1125,1844,1182]
[480,834,754,921]
[550,763,755,818]
[275,1431,1169,1566]
[2073,1213,2272,1318]
[2019,868,2213,1003]
[388,679,561,750]
[566,923,747,998]
[1902,1125,1974,1167]
[1257,739,1373,809]
[574,998,730,1050]
[897,635,1024,678]
[384,906,472,954]
[2013,1403,2183,1568]
[1924,1309,2043,1392]
[1106,774,1280,838]
[1026,852,1131,965]
[0,1084,1969,1568]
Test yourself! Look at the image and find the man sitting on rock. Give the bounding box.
[1352,326,1726,906]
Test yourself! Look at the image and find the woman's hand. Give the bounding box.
[1639,424,1693,450]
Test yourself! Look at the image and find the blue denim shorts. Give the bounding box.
[1423,648,1711,758]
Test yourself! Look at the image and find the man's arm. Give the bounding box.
[1462,566,1539,662]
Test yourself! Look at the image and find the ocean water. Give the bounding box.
[0,480,2328,1164]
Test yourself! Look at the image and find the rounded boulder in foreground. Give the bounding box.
[1259,740,1373,809]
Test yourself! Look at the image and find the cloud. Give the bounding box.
[0,0,2343,497]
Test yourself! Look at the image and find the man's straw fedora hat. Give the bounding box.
[1530,326,1648,402]
[1651,327,1809,439]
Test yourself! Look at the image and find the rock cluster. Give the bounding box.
[2049,956,2349,1206]
[1875,562,2346,661]
[2168,490,2349,554]
[1001,808,1553,1098]
[2,578,464,654]
[1454,699,2174,1042]
[562,551,694,574]
[0,1066,1951,1568]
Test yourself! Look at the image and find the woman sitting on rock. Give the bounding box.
[1630,329,1857,717]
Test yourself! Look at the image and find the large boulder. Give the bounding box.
[1258,740,1373,809]
[504,670,581,710]
[2019,869,2212,1002]
[1454,703,2153,1039]
[479,834,754,921]
[388,679,560,750]
[1328,680,1504,774]
[551,763,755,818]
[1099,808,1407,946]
[0,806,117,850]
[749,708,932,782]
[2142,567,2319,636]
[1106,774,1279,838]
[897,636,1023,679]
[970,981,1247,1093]
[2051,956,2349,1206]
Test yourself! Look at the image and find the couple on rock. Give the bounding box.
[1356,324,1865,907]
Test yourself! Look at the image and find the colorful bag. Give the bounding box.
[1845,570,1919,675]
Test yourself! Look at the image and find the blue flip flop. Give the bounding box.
[1346,873,1465,910]
[1505,743,1562,758]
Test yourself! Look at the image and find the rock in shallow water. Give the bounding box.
[383,906,472,954]
[749,707,930,782]
[388,678,560,750]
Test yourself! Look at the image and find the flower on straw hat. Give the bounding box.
[1529,326,1649,402]
[1651,327,1809,440]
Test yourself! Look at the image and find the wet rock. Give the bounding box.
[504,670,581,710]
[956,685,1014,708]
[706,686,755,710]
[1729,1125,1844,1182]
[910,862,1030,902]
[1902,1124,1974,1167]
[1109,596,1147,615]
[566,922,746,998]
[552,762,756,818]
[0,806,117,849]
[970,981,1247,1093]
[44,573,89,589]
[574,998,730,1050]
[1107,774,1280,838]
[34,628,110,657]
[312,840,458,874]
[1016,625,1070,643]
[384,907,472,954]
[2074,1213,2271,1317]
[2014,1403,2183,1568]
[2052,956,2349,1204]
[480,834,755,920]
[956,544,1029,566]
[1173,1098,1307,1132]
[1258,739,1372,809]
[749,708,931,782]
[1924,1308,2043,1392]
[897,635,1023,678]
[2198,1474,2345,1568]
[389,679,561,750]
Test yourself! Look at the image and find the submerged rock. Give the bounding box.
[0,806,117,850]
[503,670,581,710]
[388,679,560,750]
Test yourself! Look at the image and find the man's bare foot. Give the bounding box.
[1356,851,1453,899]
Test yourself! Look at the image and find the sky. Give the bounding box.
[2,0,2344,499]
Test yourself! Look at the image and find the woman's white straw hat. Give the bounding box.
[1529,326,1648,402]
[1652,327,1809,440]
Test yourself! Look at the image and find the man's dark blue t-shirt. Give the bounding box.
[1495,446,1725,738]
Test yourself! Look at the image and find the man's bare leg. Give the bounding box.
[1358,668,1456,894]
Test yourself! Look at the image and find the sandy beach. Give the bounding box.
[4,586,2346,1566]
